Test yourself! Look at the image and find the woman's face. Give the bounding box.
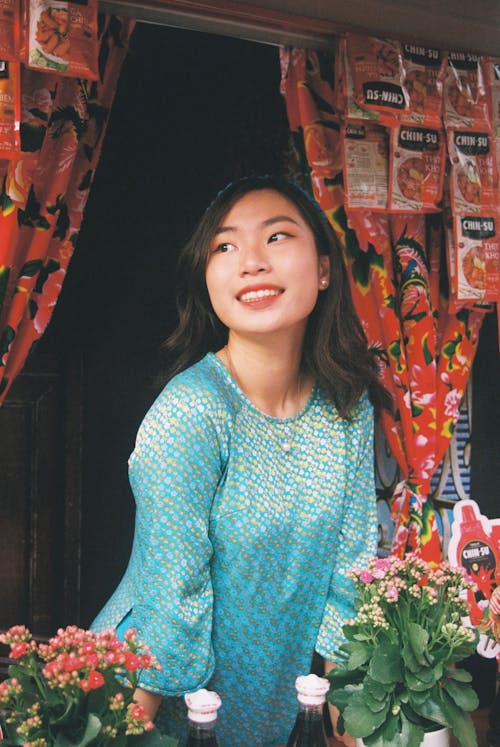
[205,189,330,341]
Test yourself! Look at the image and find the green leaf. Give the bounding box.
[404,670,435,692]
[364,675,391,702]
[346,641,373,670]
[54,713,102,747]
[401,643,421,673]
[343,691,390,738]
[447,668,472,683]
[438,691,478,747]
[443,679,479,711]
[411,689,448,728]
[407,623,429,665]
[368,644,402,684]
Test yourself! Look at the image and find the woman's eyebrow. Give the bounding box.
[261,215,300,228]
[213,215,300,236]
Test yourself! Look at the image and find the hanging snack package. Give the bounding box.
[443,52,491,131]
[346,34,409,124]
[453,212,500,303]
[0,0,20,60]
[337,37,379,123]
[388,125,445,212]
[401,44,447,128]
[0,59,21,157]
[448,129,498,214]
[342,121,389,210]
[27,0,98,79]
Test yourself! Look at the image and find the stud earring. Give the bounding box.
[320,278,328,289]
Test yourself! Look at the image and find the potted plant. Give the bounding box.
[0,624,178,746]
[327,554,480,747]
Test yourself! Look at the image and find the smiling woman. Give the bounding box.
[91,174,391,746]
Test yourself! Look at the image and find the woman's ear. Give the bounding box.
[318,256,330,289]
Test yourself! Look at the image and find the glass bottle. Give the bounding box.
[286,673,329,747]
[184,688,222,746]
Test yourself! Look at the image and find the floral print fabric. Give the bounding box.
[92,353,378,746]
[280,48,484,561]
[0,16,135,403]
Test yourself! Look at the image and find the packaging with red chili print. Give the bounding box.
[345,34,409,123]
[400,44,446,128]
[336,37,379,123]
[389,125,445,212]
[453,213,500,302]
[443,51,491,131]
[0,59,21,157]
[342,122,389,210]
[0,0,20,60]
[448,130,498,213]
[27,0,98,79]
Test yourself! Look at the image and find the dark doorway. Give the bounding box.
[0,22,290,636]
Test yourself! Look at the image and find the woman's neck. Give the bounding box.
[217,333,313,418]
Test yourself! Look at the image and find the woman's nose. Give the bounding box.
[239,243,271,275]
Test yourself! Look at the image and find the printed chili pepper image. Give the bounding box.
[35,7,69,59]
[457,161,481,205]
[448,75,476,118]
[372,39,399,76]
[397,157,425,200]
[462,245,487,289]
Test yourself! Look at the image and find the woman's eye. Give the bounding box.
[213,242,235,254]
[268,231,291,243]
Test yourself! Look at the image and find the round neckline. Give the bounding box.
[206,351,318,424]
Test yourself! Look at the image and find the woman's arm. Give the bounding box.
[134,688,163,720]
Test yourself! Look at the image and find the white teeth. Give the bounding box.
[239,289,281,302]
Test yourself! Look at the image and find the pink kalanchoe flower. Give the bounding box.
[385,586,399,602]
[359,570,374,583]
[10,642,30,659]
[124,653,141,672]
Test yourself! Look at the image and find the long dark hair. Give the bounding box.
[161,175,391,419]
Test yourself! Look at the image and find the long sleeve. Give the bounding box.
[315,393,378,662]
[93,375,228,696]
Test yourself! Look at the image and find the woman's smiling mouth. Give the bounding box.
[237,285,284,306]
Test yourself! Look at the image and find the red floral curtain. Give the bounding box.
[280,48,485,562]
[0,16,135,403]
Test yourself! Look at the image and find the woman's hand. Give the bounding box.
[133,687,162,720]
[324,660,355,747]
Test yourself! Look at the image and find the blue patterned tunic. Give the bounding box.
[92,353,377,746]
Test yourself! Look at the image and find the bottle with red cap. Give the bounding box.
[184,688,222,746]
[286,673,329,747]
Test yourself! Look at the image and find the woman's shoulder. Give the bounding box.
[145,353,237,427]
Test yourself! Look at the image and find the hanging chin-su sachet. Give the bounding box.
[400,44,446,128]
[0,0,21,60]
[448,130,499,214]
[345,34,409,125]
[388,125,445,212]
[451,212,500,304]
[0,60,21,157]
[336,37,379,123]
[26,0,98,79]
[443,52,492,131]
[342,122,389,210]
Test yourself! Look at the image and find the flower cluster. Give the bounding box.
[327,554,480,747]
[0,625,176,747]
